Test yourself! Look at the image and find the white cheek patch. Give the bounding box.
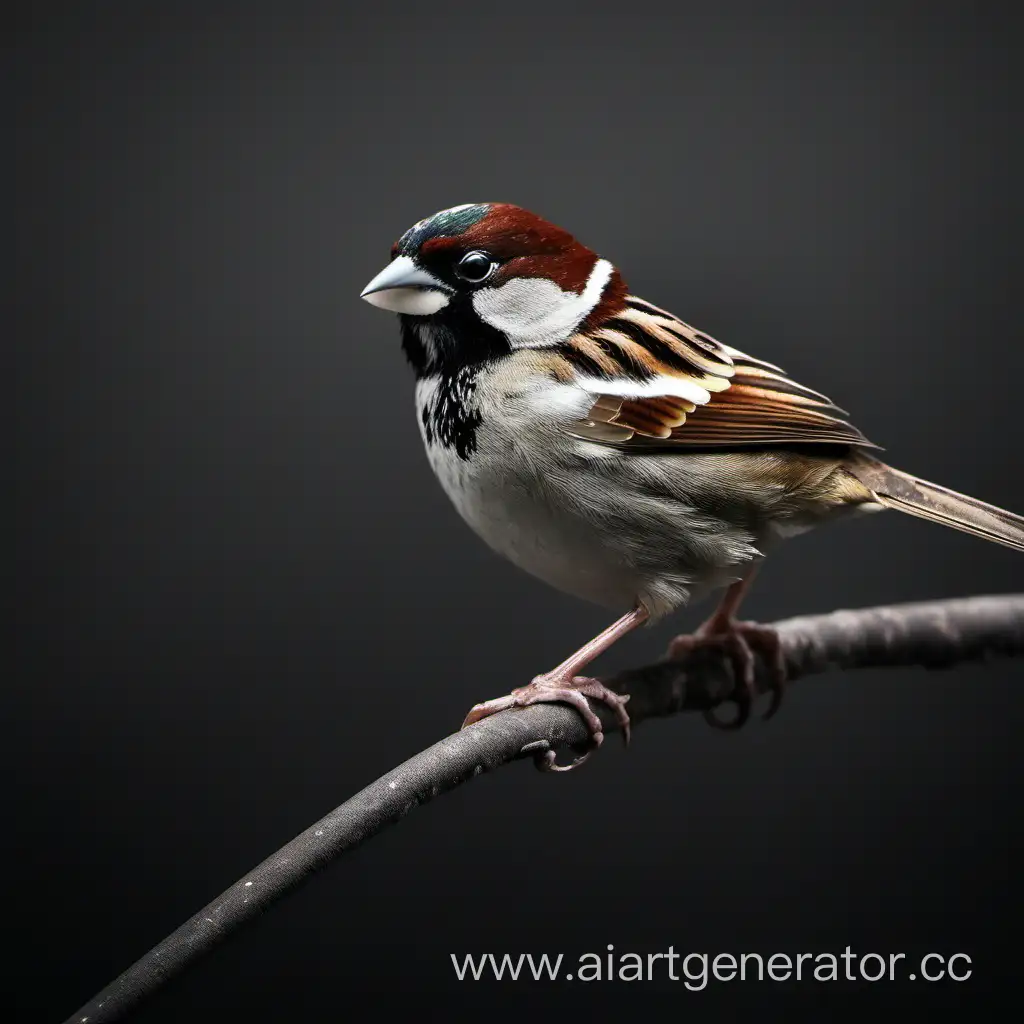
[472,258,614,348]
[362,287,451,315]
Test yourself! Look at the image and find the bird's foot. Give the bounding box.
[667,619,786,730]
[461,672,631,773]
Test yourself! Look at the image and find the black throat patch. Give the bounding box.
[420,366,483,461]
[400,304,511,378]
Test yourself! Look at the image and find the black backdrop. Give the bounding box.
[11,2,1022,1019]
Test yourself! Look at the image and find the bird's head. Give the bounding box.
[360,203,628,371]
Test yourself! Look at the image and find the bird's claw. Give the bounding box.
[461,673,631,772]
[667,620,786,730]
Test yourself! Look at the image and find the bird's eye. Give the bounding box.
[454,251,495,284]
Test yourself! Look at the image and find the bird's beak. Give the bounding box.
[359,255,451,315]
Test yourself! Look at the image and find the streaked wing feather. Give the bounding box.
[558,296,878,450]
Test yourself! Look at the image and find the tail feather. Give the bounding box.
[846,455,1024,554]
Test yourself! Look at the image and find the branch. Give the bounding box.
[64,594,1024,1023]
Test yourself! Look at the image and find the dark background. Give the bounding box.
[11,2,1022,1019]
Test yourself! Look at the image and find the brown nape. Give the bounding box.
[583,267,630,327]
[493,251,603,294]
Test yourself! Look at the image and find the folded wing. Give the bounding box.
[558,296,877,450]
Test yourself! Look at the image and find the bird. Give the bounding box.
[360,202,1024,771]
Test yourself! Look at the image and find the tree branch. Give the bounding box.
[63,594,1024,1023]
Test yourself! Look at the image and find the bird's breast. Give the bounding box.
[411,370,755,616]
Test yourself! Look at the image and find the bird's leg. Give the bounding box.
[461,606,649,772]
[666,564,787,729]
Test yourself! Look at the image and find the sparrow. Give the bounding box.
[360,202,1024,771]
